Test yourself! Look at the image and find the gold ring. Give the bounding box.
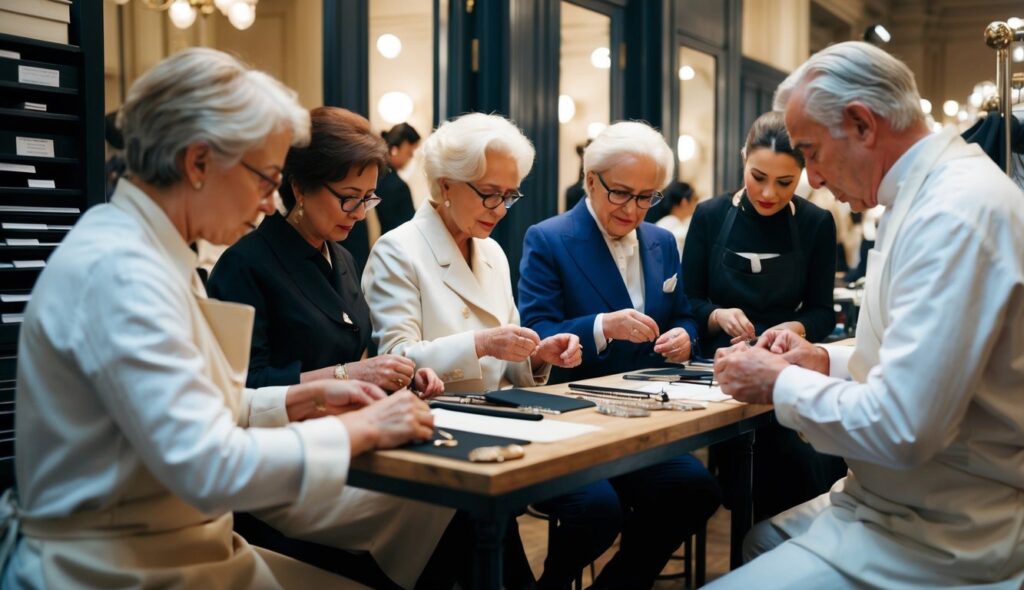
[312,395,327,413]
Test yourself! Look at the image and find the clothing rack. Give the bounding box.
[983,20,1024,174]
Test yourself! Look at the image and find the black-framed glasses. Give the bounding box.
[240,160,282,199]
[464,182,524,209]
[596,172,663,209]
[322,183,382,213]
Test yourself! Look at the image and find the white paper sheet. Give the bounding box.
[639,383,732,403]
[0,294,29,303]
[0,163,36,173]
[431,408,600,443]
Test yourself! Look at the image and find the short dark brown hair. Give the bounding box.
[279,106,388,211]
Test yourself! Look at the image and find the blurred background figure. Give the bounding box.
[377,123,422,236]
[655,180,698,260]
[563,141,589,212]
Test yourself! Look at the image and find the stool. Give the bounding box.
[524,505,594,589]
[656,525,707,588]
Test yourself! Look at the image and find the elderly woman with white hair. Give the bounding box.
[362,112,581,395]
[362,112,582,589]
[518,121,720,589]
[3,48,435,589]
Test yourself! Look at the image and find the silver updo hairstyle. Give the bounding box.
[119,47,310,187]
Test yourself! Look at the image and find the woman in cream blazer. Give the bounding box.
[363,113,581,393]
[362,113,582,588]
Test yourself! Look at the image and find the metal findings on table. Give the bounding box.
[596,404,651,418]
[433,429,458,447]
[468,444,526,462]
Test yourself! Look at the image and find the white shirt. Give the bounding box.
[770,132,1024,582]
[585,198,645,352]
[15,180,350,519]
[655,214,690,260]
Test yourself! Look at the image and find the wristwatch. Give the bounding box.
[333,363,349,380]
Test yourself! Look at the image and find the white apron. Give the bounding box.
[788,127,1024,589]
[1,195,366,589]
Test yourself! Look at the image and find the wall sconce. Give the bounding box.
[677,134,698,162]
[586,122,607,139]
[678,65,695,81]
[558,95,576,124]
[376,34,402,59]
[590,47,610,70]
[378,91,414,124]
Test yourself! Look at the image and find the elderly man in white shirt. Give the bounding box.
[708,41,1024,589]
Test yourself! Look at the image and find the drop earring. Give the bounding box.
[289,202,304,226]
[444,199,451,208]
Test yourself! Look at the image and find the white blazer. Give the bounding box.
[363,202,548,392]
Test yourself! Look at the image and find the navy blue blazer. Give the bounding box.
[518,199,699,383]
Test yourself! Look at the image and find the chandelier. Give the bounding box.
[111,0,260,31]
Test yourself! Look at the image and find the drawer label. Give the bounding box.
[15,137,55,158]
[18,65,60,87]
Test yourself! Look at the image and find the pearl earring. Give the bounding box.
[193,181,203,190]
[444,200,451,208]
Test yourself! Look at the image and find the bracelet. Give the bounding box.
[333,363,349,380]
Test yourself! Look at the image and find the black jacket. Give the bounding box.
[207,213,371,388]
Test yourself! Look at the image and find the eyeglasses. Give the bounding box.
[322,183,382,213]
[464,182,524,210]
[596,172,663,209]
[240,160,282,199]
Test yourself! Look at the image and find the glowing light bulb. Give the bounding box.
[677,134,697,162]
[378,91,414,124]
[168,0,197,29]
[590,47,610,70]
[558,95,576,124]
[919,98,931,114]
[376,34,402,59]
[942,100,959,117]
[228,1,255,30]
[678,65,695,81]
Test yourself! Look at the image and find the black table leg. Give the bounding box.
[730,430,755,569]
[472,513,508,589]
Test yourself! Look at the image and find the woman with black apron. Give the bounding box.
[683,111,845,521]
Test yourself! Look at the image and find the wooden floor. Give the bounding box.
[517,449,733,588]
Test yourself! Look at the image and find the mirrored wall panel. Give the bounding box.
[677,45,716,200]
[558,2,611,213]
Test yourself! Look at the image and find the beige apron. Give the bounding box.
[2,196,365,589]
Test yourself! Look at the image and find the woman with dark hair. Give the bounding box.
[207,106,450,589]
[376,122,422,235]
[655,180,697,259]
[683,110,843,522]
[683,110,836,354]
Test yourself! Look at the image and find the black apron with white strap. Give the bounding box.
[706,193,806,352]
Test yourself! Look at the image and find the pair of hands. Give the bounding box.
[602,309,692,363]
[293,380,435,450]
[345,354,444,398]
[475,325,583,369]
[713,328,830,404]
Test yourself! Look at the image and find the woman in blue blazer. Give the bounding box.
[518,122,720,590]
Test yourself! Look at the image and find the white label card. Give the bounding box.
[18,65,60,88]
[0,163,36,173]
[27,179,56,188]
[15,137,55,158]
[0,50,21,59]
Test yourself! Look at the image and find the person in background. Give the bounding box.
[3,47,434,590]
[683,110,836,355]
[207,106,449,589]
[376,123,421,236]
[564,141,589,212]
[363,112,582,589]
[710,40,1024,590]
[655,180,697,259]
[103,111,126,199]
[518,121,720,590]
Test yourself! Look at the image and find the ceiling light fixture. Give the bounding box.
[116,0,260,31]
